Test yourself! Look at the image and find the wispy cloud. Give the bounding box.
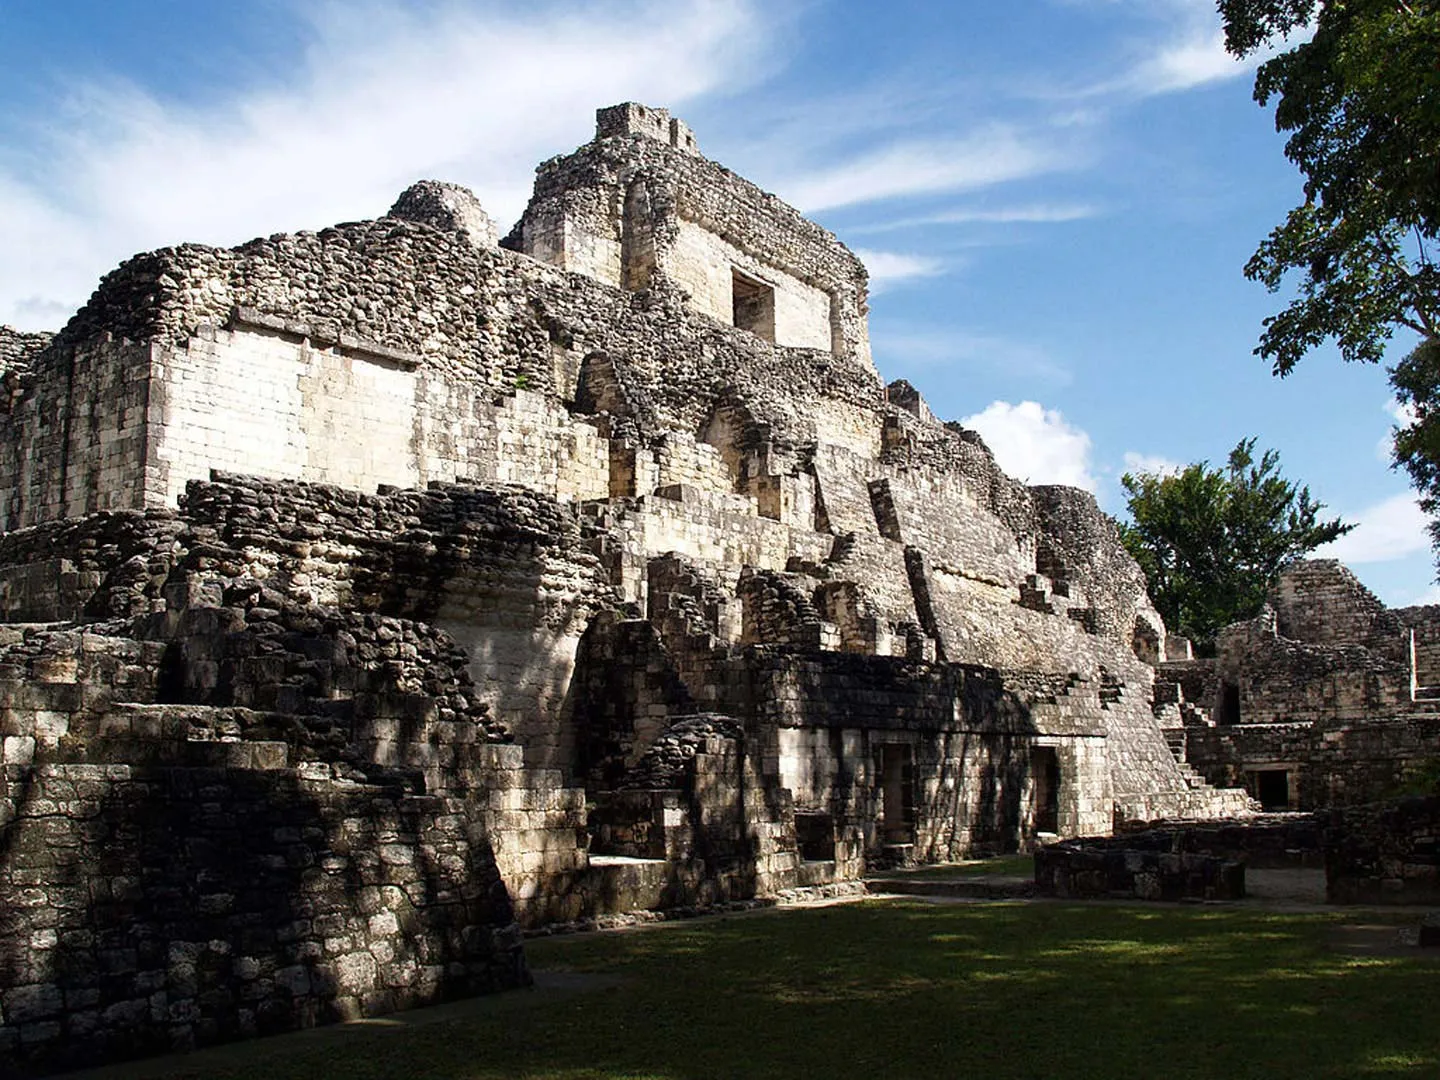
[960,400,1097,491]
[1315,493,1430,565]
[1056,0,1276,100]
[848,202,1100,235]
[1378,396,1416,462]
[0,0,769,330]
[853,249,946,293]
[779,124,1079,213]
[1124,27,1246,95]
[1122,451,1183,478]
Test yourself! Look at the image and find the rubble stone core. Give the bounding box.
[0,104,1254,1071]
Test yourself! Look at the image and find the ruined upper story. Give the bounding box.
[504,103,873,364]
[0,104,1172,669]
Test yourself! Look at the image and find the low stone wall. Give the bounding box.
[0,763,527,1074]
[1113,814,1323,868]
[1035,836,1245,901]
[1322,796,1440,905]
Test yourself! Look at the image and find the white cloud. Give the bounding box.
[852,249,945,293]
[1129,27,1246,95]
[779,125,1075,213]
[1062,0,1294,100]
[959,400,1097,491]
[1404,583,1440,607]
[848,202,1100,235]
[1379,396,1416,461]
[1121,451,1182,478]
[1314,493,1430,565]
[0,0,768,330]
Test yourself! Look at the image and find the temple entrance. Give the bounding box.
[880,744,915,844]
[1032,746,1060,834]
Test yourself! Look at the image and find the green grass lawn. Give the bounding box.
[878,854,1035,879]
[143,900,1437,1080]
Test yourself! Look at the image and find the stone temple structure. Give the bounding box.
[0,103,1255,1069]
[1162,559,1440,810]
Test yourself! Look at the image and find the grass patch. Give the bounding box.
[880,854,1035,879]
[139,901,1437,1080]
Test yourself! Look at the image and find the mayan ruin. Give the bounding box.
[1,97,1437,1074]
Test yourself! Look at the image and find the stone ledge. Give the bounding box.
[229,306,421,370]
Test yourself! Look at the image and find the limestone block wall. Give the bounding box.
[0,510,185,620]
[0,325,51,372]
[567,612,698,789]
[0,339,156,529]
[743,651,1115,854]
[0,628,168,768]
[598,487,831,609]
[871,470,1035,587]
[148,325,610,513]
[1395,605,1440,691]
[1030,484,1158,644]
[7,208,884,532]
[1187,714,1440,809]
[770,722,1111,858]
[0,763,527,1073]
[666,219,833,350]
[1272,560,1400,654]
[1214,610,1410,727]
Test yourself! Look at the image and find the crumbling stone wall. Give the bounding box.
[0,326,50,377]
[1271,560,1401,654]
[1322,796,1440,904]
[170,473,614,768]
[1035,833,1245,901]
[509,103,872,362]
[1176,562,1440,810]
[0,763,526,1073]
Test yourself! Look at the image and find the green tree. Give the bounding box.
[1219,0,1440,375]
[1119,438,1352,649]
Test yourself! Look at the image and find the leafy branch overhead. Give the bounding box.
[1119,438,1352,649]
[1218,0,1440,374]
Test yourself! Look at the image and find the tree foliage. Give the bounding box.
[1119,438,1352,648]
[1218,0,1440,375]
[1390,336,1440,541]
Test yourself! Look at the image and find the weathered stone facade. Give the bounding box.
[1162,560,1440,810]
[0,103,1253,1070]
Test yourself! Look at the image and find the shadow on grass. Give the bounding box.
[122,902,1439,1080]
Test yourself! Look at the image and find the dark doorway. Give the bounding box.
[794,812,836,861]
[1220,681,1241,725]
[1254,769,1291,811]
[732,270,776,342]
[1032,746,1060,834]
[880,744,914,844]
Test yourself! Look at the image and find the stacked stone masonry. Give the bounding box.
[1165,561,1440,810]
[0,103,1259,1071]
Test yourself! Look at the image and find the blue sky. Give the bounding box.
[0,0,1431,604]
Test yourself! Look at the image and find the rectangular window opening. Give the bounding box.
[1252,768,1291,811]
[794,812,836,862]
[731,269,776,343]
